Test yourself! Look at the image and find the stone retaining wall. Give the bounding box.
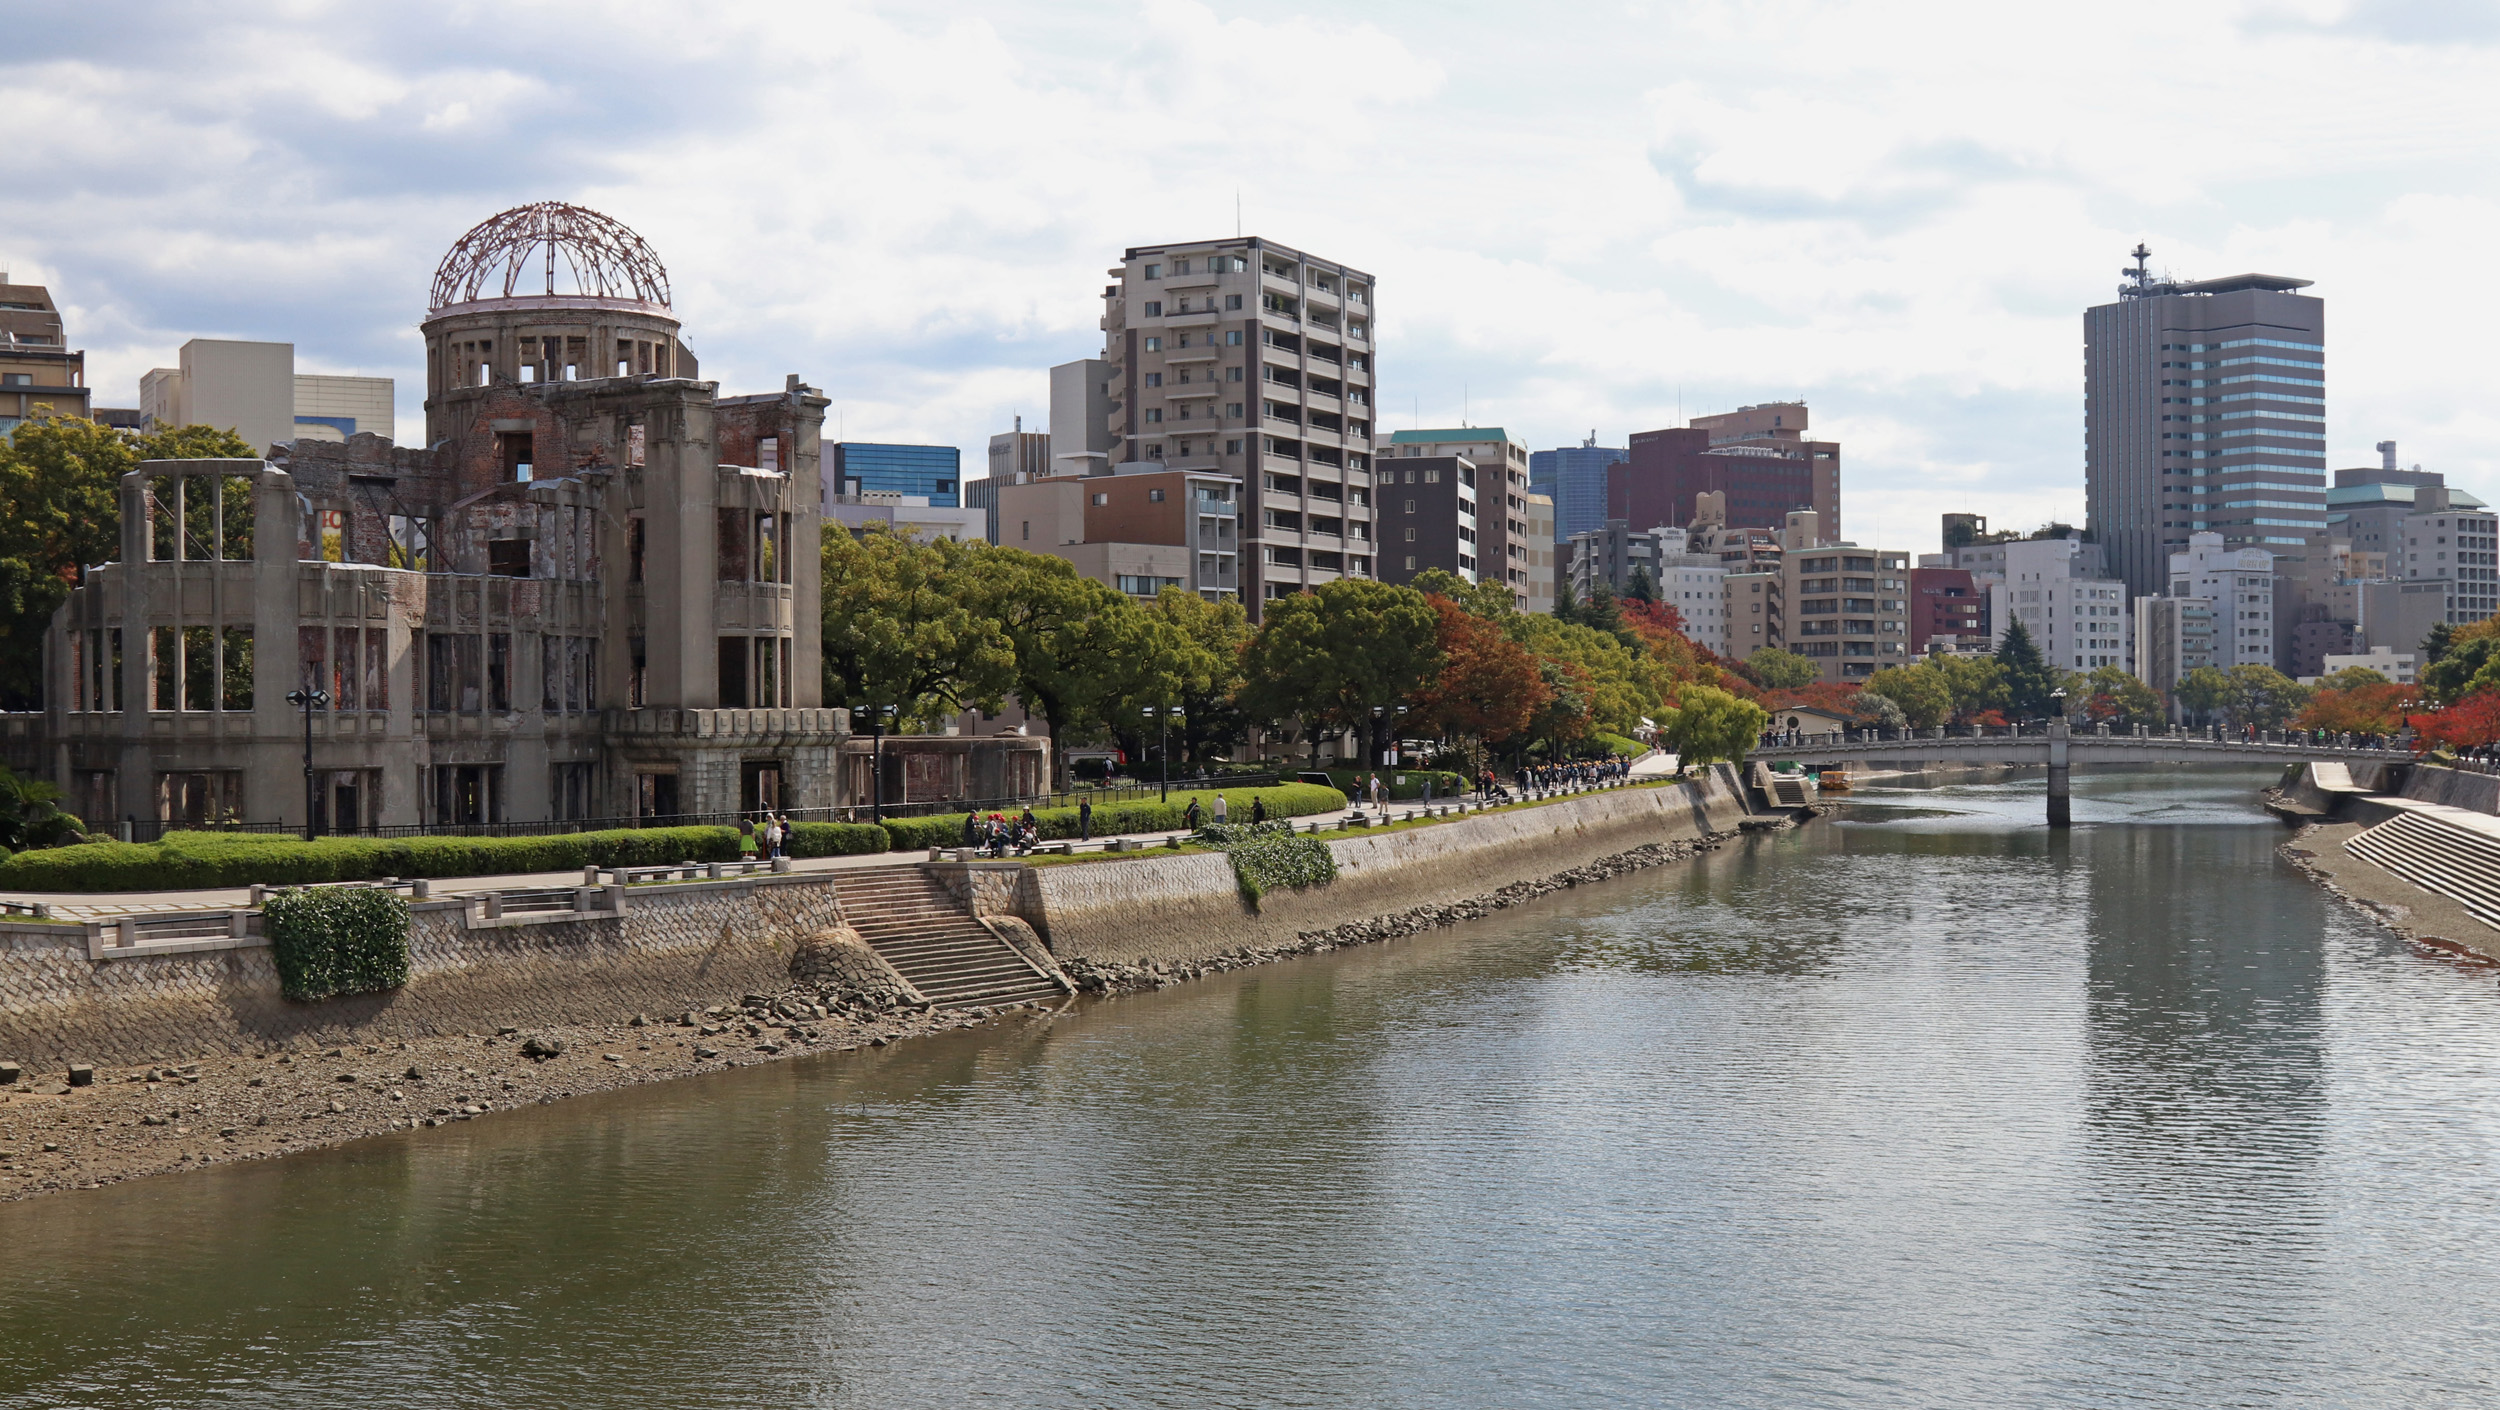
[1028,766,1750,967]
[0,876,842,1068]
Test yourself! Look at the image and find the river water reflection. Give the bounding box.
[5,768,2498,1407]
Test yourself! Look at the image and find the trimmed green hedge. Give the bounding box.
[0,825,745,893]
[265,886,411,1002]
[786,822,893,858]
[886,782,1347,850]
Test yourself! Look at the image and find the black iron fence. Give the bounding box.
[113,772,1286,846]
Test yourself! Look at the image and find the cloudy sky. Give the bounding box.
[7,0,2498,549]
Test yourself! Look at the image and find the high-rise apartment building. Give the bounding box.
[1,277,91,434]
[2135,596,2219,706]
[1388,428,1534,608]
[974,416,1051,543]
[1529,437,1627,548]
[2085,246,2326,600]
[1611,402,1840,543]
[1100,239,1376,612]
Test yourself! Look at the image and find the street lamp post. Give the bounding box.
[283,687,330,842]
[1147,704,1183,801]
[865,703,893,825]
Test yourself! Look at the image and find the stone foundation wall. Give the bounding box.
[0,876,844,1069]
[1029,766,1750,967]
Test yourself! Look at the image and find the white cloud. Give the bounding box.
[5,0,2498,551]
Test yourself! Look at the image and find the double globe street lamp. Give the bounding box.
[283,686,330,842]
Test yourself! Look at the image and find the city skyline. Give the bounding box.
[6,2,2498,548]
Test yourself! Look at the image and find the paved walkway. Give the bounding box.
[14,772,1665,920]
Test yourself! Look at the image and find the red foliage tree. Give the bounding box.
[1411,597,1552,754]
[2406,688,2500,752]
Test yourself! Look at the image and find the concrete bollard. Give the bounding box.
[410,879,430,899]
[249,883,266,907]
[584,866,602,885]
[706,863,724,880]
[771,856,793,874]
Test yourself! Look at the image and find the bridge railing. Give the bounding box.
[1758,722,2410,753]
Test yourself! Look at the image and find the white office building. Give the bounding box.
[2169,531,2277,668]
[1996,537,2133,671]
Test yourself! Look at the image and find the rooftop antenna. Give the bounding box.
[1235,189,1241,239]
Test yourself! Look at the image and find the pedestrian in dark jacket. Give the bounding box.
[1079,797,1093,840]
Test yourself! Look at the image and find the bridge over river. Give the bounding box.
[1764,722,2397,825]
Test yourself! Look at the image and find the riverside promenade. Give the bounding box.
[7,753,1685,921]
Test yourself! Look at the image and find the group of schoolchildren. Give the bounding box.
[964,808,1044,857]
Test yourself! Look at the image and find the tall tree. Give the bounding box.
[1145,587,1251,766]
[1659,684,1768,765]
[1553,576,1581,627]
[819,524,1015,729]
[1863,663,1953,728]
[1743,647,1819,692]
[1626,565,1656,605]
[1410,596,1550,771]
[961,548,1145,788]
[1994,619,2056,719]
[1239,578,1442,767]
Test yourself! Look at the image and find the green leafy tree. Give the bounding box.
[1553,576,1580,627]
[2421,633,2498,706]
[2219,663,2312,729]
[1146,587,1251,767]
[1410,566,1517,621]
[0,764,85,851]
[1864,663,1953,728]
[1744,646,1819,692]
[1994,619,2056,719]
[0,414,254,709]
[1659,683,1767,765]
[2175,665,2232,724]
[819,524,1015,730]
[1238,578,1442,767]
[2421,621,2456,672]
[1626,566,1656,605]
[2073,665,2166,727]
[1924,652,2007,722]
[961,548,1154,788]
[2318,666,2389,689]
[1581,582,1625,638]
[1509,613,1659,752]
[1854,689,1908,730]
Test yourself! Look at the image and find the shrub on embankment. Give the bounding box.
[785,822,899,858]
[1202,820,1337,909]
[0,825,748,893]
[264,886,412,1002]
[1318,767,1465,800]
[881,782,1347,850]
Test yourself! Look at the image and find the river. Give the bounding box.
[4,767,2496,1407]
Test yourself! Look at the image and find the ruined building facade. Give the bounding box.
[36,203,1045,831]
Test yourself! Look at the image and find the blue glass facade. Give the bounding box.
[1528,444,1627,544]
[831,442,962,507]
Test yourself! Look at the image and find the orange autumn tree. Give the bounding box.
[2297,679,2415,737]
[1411,596,1552,770]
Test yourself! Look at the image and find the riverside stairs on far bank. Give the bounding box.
[2278,757,2500,953]
[0,768,1754,1071]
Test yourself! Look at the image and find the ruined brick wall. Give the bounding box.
[0,876,846,1069]
[1032,767,1751,967]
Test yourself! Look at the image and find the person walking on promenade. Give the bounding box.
[738,818,759,861]
[1079,797,1093,840]
[1213,792,1229,826]
[962,810,980,847]
[1252,796,1267,825]
[1184,797,1204,832]
[1369,773,1384,809]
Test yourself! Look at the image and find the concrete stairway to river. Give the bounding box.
[2344,810,2500,930]
[830,866,1068,1009]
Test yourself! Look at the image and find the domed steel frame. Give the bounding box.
[427,201,671,313]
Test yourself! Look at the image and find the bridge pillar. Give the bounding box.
[2047,716,2071,827]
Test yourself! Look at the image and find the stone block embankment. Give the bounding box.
[0,876,843,1069]
[1030,765,1749,968]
